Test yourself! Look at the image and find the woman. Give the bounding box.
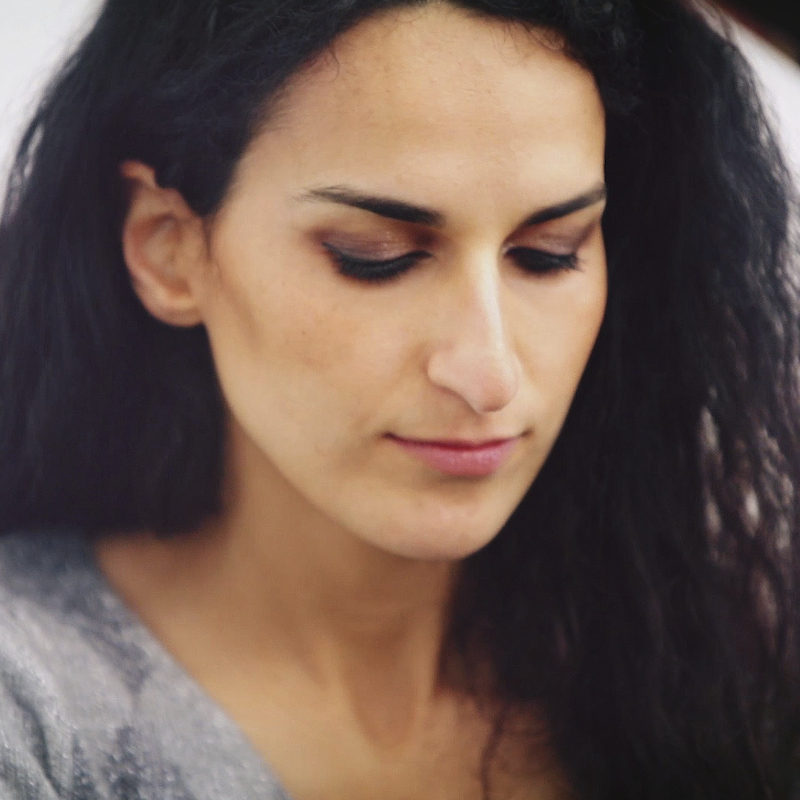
[0,0,798,798]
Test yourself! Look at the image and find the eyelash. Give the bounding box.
[506,246,579,275]
[324,244,578,283]
[324,245,431,283]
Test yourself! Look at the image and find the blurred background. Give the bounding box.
[720,0,799,62]
[0,0,102,189]
[0,0,798,194]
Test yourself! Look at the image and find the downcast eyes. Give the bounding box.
[505,247,578,275]
[324,244,579,283]
[323,245,432,282]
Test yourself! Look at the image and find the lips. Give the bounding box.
[388,434,520,477]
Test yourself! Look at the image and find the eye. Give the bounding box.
[324,244,430,283]
[507,246,578,275]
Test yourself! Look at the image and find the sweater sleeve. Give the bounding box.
[0,531,289,800]
[0,640,72,800]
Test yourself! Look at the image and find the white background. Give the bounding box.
[0,0,102,184]
[1,0,799,190]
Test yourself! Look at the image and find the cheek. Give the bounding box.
[568,274,607,366]
[561,276,606,383]
[199,249,400,456]
[519,267,606,418]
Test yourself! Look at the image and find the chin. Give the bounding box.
[369,514,510,562]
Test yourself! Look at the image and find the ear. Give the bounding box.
[120,161,207,327]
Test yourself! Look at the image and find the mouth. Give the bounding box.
[387,434,521,478]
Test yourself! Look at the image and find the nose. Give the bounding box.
[425,259,520,414]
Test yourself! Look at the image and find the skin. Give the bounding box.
[100,3,607,798]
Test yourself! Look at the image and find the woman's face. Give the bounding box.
[192,3,607,560]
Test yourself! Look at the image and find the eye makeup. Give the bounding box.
[323,243,431,282]
[317,204,601,284]
[505,215,603,276]
[506,247,579,275]
[324,242,578,283]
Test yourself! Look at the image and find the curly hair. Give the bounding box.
[0,0,798,797]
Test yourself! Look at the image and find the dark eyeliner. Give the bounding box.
[323,244,429,282]
[507,246,578,275]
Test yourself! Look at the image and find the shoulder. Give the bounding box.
[0,547,71,798]
[0,529,155,707]
[0,529,175,799]
[0,530,289,800]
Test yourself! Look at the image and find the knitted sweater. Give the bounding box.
[0,530,290,799]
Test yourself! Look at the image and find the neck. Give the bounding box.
[209,422,460,689]
[98,421,463,742]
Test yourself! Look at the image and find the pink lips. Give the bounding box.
[389,435,519,477]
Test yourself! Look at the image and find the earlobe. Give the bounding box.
[120,160,206,327]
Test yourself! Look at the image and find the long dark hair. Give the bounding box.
[1,0,798,797]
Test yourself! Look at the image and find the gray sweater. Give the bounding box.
[0,530,290,799]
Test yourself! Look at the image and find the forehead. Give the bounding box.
[233,3,605,216]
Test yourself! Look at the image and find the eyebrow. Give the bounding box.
[521,184,607,226]
[297,183,607,228]
[299,186,445,226]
